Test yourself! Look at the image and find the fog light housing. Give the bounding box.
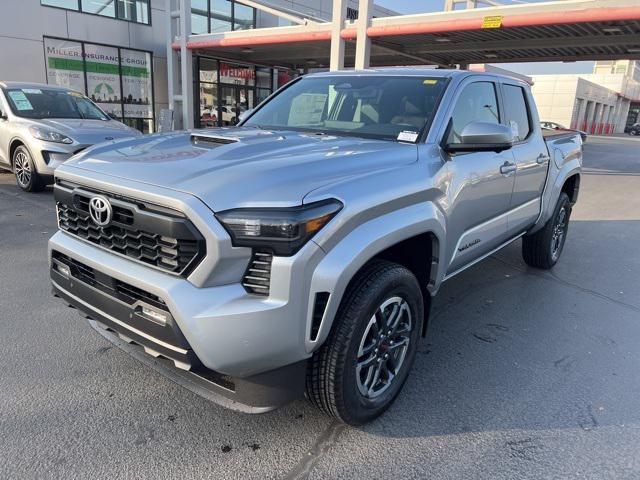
[138,306,168,326]
[56,263,71,278]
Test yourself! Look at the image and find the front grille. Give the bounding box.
[55,183,205,276]
[242,251,272,295]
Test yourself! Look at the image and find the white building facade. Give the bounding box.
[531,60,640,134]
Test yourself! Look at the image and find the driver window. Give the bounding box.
[447,82,500,143]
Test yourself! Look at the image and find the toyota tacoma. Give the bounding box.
[49,69,582,425]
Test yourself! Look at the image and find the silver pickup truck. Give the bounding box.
[49,69,582,425]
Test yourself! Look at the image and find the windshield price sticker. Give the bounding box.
[22,88,42,94]
[423,79,438,85]
[397,130,419,142]
[8,91,33,111]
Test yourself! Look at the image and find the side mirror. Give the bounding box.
[445,122,513,153]
[0,111,7,121]
[237,108,254,124]
[107,112,120,120]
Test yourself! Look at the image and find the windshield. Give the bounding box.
[3,87,109,120]
[244,75,448,142]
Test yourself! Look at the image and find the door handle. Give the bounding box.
[500,162,517,174]
[537,154,550,164]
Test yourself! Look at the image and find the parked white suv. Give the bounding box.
[0,82,141,192]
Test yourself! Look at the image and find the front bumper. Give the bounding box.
[31,141,87,176]
[49,232,316,411]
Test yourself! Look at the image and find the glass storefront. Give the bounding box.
[194,56,300,128]
[44,37,155,132]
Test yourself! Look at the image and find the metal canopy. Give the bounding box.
[177,0,640,69]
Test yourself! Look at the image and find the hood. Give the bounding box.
[64,127,418,211]
[35,118,141,144]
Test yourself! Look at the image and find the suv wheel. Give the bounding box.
[522,192,572,269]
[306,260,424,425]
[13,145,45,192]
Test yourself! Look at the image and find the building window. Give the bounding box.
[192,0,255,34]
[42,0,151,25]
[44,37,155,132]
[42,0,78,8]
[191,0,209,34]
[233,2,254,30]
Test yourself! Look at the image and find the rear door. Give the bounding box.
[440,78,516,276]
[499,81,549,234]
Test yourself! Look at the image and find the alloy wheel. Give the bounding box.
[356,296,413,399]
[14,151,31,188]
[551,206,568,261]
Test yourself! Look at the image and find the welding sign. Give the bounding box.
[482,16,503,28]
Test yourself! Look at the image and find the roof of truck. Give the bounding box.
[307,67,526,84]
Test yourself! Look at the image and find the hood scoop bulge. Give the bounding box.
[191,133,239,148]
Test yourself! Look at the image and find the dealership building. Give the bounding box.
[0,0,394,132]
[1,0,639,132]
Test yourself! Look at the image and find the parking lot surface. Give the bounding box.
[1,136,639,479]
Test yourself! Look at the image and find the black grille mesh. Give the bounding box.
[57,202,200,275]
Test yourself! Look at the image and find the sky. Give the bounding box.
[374,0,595,75]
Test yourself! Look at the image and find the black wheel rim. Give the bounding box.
[551,206,568,261]
[355,296,412,399]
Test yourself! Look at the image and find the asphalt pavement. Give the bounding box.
[1,136,639,479]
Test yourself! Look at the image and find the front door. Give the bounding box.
[441,80,516,276]
[220,86,254,127]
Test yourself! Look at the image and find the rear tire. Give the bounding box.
[306,260,424,425]
[13,145,45,192]
[522,192,572,269]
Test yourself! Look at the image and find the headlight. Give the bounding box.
[29,126,73,144]
[216,199,343,256]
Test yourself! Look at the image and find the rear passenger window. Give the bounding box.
[447,82,500,143]
[503,84,531,141]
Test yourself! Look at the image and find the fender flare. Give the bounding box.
[304,201,446,352]
[530,148,581,234]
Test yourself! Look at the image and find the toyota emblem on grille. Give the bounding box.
[88,195,112,227]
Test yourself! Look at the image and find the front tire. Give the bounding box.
[13,145,45,192]
[306,260,424,425]
[522,192,572,269]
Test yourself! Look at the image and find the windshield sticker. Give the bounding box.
[423,79,438,85]
[8,91,33,111]
[397,130,419,142]
[22,88,42,94]
[67,91,83,98]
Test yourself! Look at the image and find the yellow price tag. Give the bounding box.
[423,79,438,85]
[482,15,503,28]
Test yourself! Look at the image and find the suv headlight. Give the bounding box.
[29,126,74,144]
[216,199,343,256]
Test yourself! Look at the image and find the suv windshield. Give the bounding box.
[3,87,108,120]
[244,75,447,142]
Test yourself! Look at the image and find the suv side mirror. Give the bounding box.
[445,122,513,153]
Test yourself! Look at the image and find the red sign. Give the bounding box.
[220,62,255,81]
